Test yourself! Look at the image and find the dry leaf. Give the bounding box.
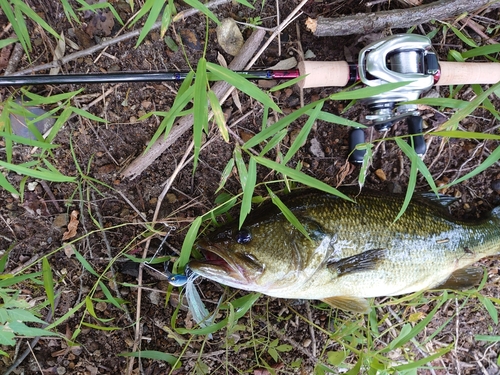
[85,10,115,38]
[62,210,79,241]
[62,242,76,258]
[50,31,66,75]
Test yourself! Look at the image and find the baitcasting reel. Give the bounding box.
[349,34,440,163]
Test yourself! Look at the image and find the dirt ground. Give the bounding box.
[1,0,500,374]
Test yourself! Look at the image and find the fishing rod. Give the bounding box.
[0,69,301,86]
[2,34,500,161]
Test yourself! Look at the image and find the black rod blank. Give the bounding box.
[0,69,301,86]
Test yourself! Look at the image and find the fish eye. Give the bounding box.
[236,228,252,244]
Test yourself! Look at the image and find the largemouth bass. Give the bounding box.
[188,189,500,313]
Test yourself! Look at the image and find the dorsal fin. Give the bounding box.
[417,192,458,208]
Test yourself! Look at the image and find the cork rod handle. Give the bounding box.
[436,61,500,86]
[297,60,351,88]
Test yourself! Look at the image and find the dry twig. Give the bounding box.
[307,0,494,37]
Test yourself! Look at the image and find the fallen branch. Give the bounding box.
[306,0,494,37]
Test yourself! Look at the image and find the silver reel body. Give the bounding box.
[358,34,439,127]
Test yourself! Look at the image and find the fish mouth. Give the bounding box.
[188,240,251,287]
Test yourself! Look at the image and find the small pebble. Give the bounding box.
[491,179,500,192]
[303,338,312,348]
[375,169,386,181]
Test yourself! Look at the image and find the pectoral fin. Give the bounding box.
[328,248,386,276]
[321,296,371,314]
[434,267,485,290]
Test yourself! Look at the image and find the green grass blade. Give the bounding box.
[0,171,19,195]
[207,62,280,113]
[146,85,195,151]
[234,147,248,189]
[45,300,86,330]
[118,350,179,365]
[193,58,208,170]
[0,132,58,149]
[0,161,75,183]
[474,335,500,342]
[0,272,42,288]
[42,257,55,314]
[73,250,99,277]
[216,158,234,193]
[182,0,220,25]
[461,44,500,59]
[98,281,125,311]
[432,131,500,140]
[80,322,119,330]
[17,1,60,40]
[233,0,255,8]
[253,157,354,202]
[176,216,202,271]
[393,138,419,222]
[259,128,288,157]
[130,0,163,47]
[404,98,469,109]
[443,143,500,189]
[244,101,319,149]
[357,143,373,189]
[449,25,478,48]
[21,88,83,105]
[269,75,306,92]
[0,37,18,49]
[266,186,312,241]
[315,110,366,128]
[1,0,30,53]
[329,81,411,101]
[439,81,500,130]
[239,157,256,228]
[70,107,107,123]
[207,89,229,142]
[60,0,80,23]
[394,345,452,371]
[284,102,323,164]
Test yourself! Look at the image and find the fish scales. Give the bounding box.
[189,189,500,312]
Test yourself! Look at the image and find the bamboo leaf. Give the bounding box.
[239,157,256,228]
[253,157,353,202]
[207,62,280,112]
[176,216,202,271]
[181,0,220,25]
[42,258,55,314]
[244,101,319,149]
[130,0,164,47]
[208,89,228,142]
[216,158,234,193]
[284,102,323,164]
[80,322,120,331]
[118,350,179,365]
[234,147,248,189]
[193,58,208,170]
[438,81,500,130]
[443,143,500,188]
[266,186,311,241]
[0,161,75,183]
